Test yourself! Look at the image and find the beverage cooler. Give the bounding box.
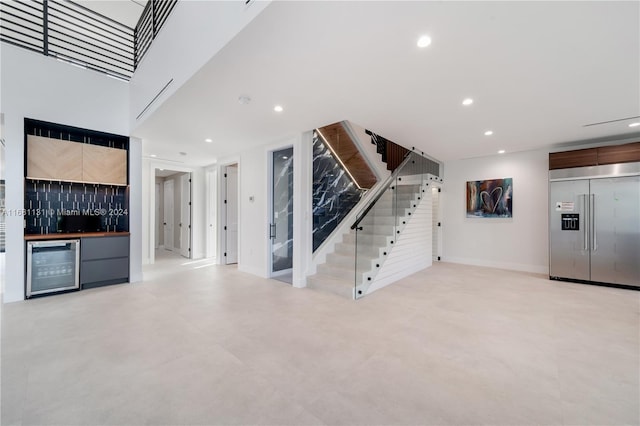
[549,163,640,288]
[27,240,80,297]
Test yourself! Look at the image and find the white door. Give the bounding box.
[225,165,238,264]
[432,186,441,261]
[163,180,174,251]
[155,183,161,249]
[207,171,217,259]
[180,173,191,258]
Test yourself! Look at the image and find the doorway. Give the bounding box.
[224,164,239,264]
[270,147,294,283]
[155,169,192,259]
[163,179,174,250]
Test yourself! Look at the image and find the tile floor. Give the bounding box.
[1,253,639,425]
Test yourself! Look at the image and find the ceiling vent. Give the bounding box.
[583,115,640,127]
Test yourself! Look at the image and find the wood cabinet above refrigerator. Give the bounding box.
[549,141,640,170]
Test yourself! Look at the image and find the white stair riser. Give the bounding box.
[315,265,370,285]
[334,242,386,258]
[343,233,392,246]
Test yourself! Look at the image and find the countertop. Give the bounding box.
[24,232,130,241]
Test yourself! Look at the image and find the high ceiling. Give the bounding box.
[132,1,640,166]
[76,0,147,29]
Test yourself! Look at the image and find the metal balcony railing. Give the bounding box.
[0,0,177,80]
[134,0,177,69]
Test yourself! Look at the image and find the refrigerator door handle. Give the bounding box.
[590,194,597,251]
[583,194,589,251]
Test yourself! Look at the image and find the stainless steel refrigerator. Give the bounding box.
[549,163,640,288]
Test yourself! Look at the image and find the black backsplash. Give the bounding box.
[25,118,129,150]
[24,179,129,234]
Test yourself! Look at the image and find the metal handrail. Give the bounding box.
[350,151,414,230]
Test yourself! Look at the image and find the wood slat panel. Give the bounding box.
[27,135,59,179]
[386,141,409,171]
[318,122,377,189]
[57,139,83,181]
[549,148,598,170]
[597,142,640,165]
[82,144,127,184]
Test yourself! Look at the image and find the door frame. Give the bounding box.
[268,144,294,278]
[148,163,197,265]
[154,182,161,249]
[215,158,240,266]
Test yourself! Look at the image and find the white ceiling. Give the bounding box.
[76,0,147,29]
[132,1,640,166]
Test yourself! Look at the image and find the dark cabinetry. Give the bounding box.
[597,142,640,165]
[549,148,598,170]
[549,142,640,170]
[80,235,129,289]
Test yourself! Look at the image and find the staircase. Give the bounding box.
[307,180,427,298]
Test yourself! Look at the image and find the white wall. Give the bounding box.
[129,138,143,283]
[236,148,268,277]
[442,149,549,274]
[130,0,270,127]
[0,44,130,302]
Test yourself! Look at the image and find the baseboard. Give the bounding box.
[238,264,268,278]
[441,257,548,275]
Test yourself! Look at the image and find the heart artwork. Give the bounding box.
[480,187,503,213]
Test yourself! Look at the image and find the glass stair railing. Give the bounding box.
[350,151,434,298]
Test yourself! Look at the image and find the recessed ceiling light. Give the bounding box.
[498,150,506,154]
[484,130,494,136]
[150,154,157,158]
[274,105,283,112]
[629,122,640,128]
[462,98,474,106]
[417,35,432,48]
[205,138,213,143]
[282,156,288,159]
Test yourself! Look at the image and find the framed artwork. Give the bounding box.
[466,178,513,218]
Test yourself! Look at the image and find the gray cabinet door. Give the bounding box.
[81,258,129,284]
[549,180,590,280]
[81,236,129,260]
[590,176,640,287]
[80,235,129,286]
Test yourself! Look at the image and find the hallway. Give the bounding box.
[1,259,638,425]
